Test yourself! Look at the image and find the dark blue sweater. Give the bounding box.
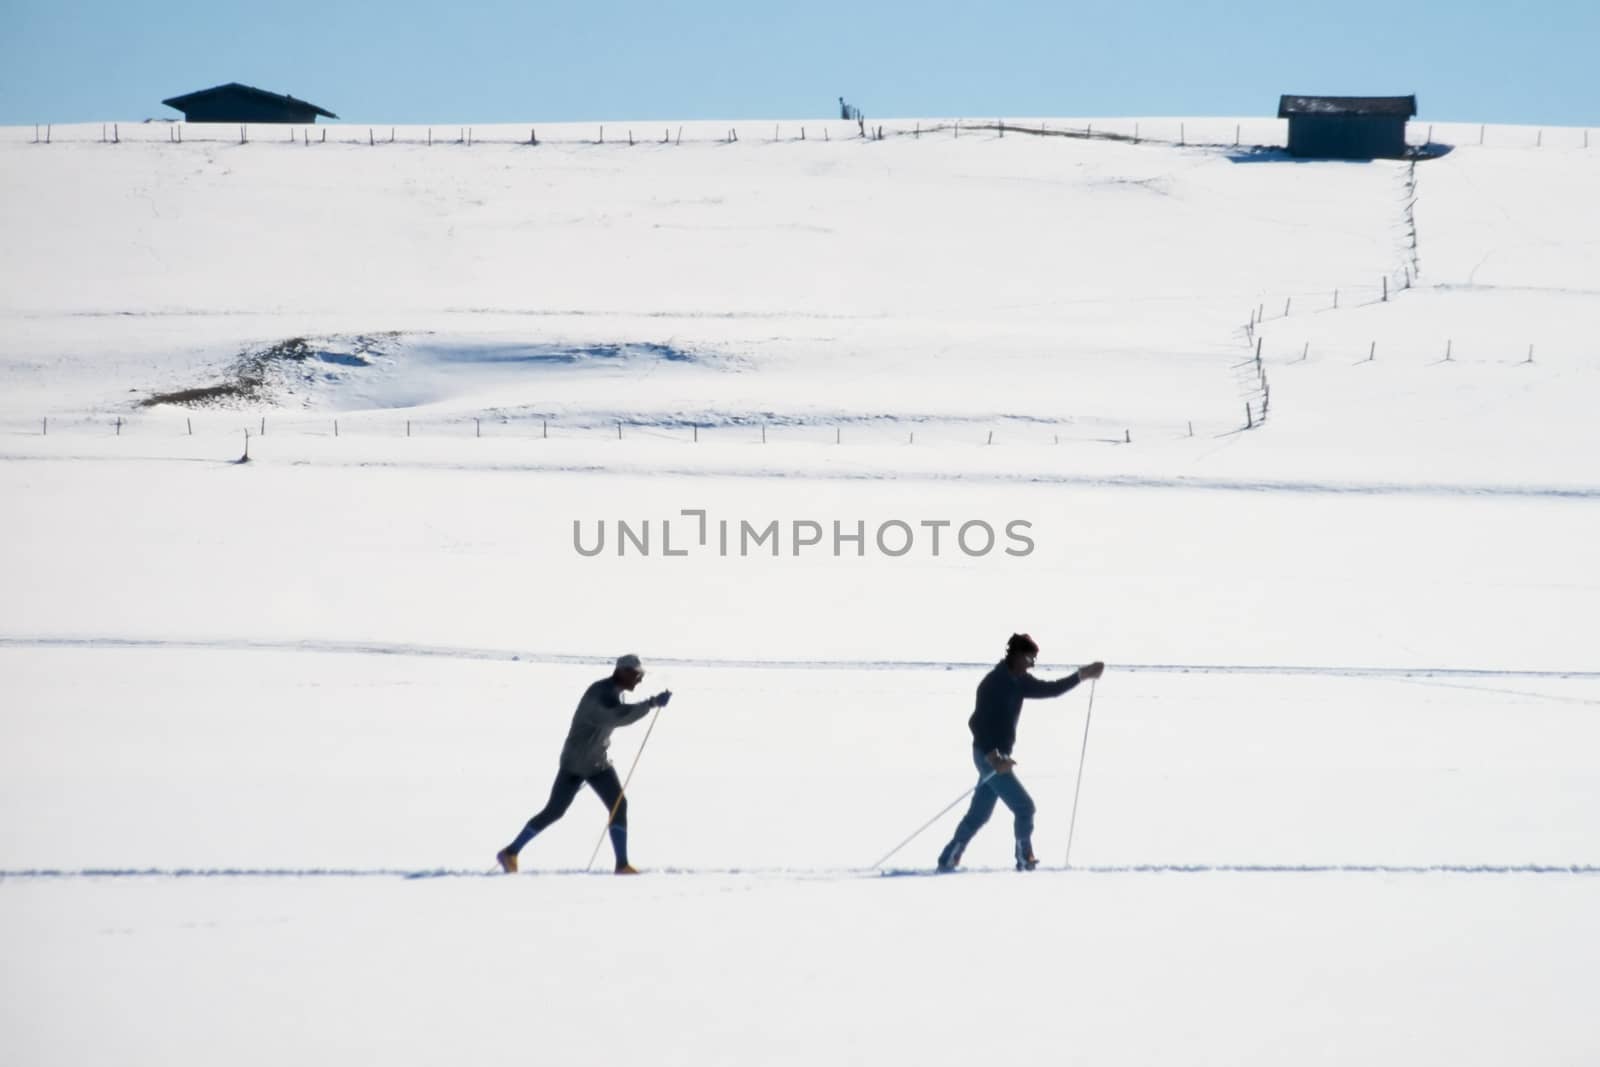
[967,662,1082,754]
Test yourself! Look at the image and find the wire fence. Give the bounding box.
[5,410,1229,447]
[10,117,1594,152]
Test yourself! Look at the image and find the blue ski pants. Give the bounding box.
[951,746,1036,848]
[506,766,628,864]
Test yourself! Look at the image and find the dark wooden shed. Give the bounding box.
[1278,95,1416,159]
[161,83,339,124]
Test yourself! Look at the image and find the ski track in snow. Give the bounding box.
[2,633,1597,683]
[4,449,1600,500]
[4,864,1598,881]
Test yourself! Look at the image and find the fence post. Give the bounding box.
[1369,341,1376,362]
[1383,276,1388,302]
[42,417,47,436]
[1245,404,1253,429]
[187,417,192,435]
[1445,339,1452,361]
[1526,344,1534,364]
[476,418,481,437]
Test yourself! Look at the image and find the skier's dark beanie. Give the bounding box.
[1007,633,1039,657]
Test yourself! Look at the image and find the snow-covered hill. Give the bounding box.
[3,117,1598,1067]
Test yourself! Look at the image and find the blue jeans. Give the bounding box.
[950,746,1036,852]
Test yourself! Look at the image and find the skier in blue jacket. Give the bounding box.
[937,634,1105,871]
[497,654,671,875]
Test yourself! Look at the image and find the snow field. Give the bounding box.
[4,114,1599,1065]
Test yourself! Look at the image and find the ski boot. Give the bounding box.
[936,839,966,873]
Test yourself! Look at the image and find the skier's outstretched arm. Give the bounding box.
[605,687,673,727]
[1020,661,1105,698]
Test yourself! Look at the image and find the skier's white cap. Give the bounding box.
[615,653,644,672]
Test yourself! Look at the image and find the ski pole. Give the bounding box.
[586,703,664,871]
[871,771,996,870]
[1063,678,1099,869]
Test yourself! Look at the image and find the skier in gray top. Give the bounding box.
[497,654,672,875]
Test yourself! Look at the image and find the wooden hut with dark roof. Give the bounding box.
[161,83,338,124]
[1278,95,1417,159]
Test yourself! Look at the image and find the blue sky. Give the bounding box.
[3,0,1595,127]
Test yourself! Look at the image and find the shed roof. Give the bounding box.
[161,82,338,120]
[1278,95,1416,119]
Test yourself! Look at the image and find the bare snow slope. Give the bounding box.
[4,119,1596,482]
[0,121,1409,425]
[4,118,1599,1067]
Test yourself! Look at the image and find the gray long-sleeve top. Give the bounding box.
[967,662,1082,755]
[559,676,657,775]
